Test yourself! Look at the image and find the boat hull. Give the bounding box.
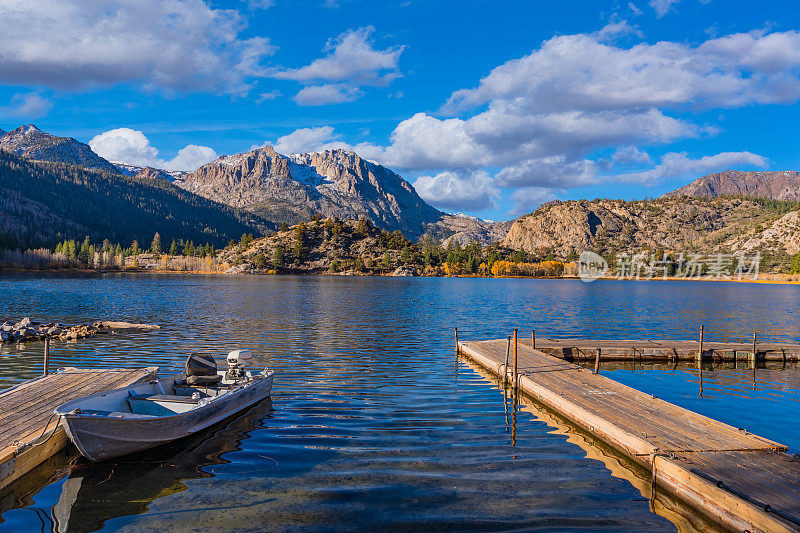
[58,372,273,462]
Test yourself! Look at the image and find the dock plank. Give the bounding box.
[460,338,800,532]
[0,367,157,490]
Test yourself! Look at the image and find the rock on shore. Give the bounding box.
[0,318,159,343]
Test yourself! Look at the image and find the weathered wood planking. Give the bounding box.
[0,367,157,490]
[459,338,800,533]
[524,337,800,362]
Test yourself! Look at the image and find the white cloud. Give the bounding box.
[442,27,800,114]
[509,187,559,216]
[269,126,349,155]
[611,145,652,166]
[352,106,696,171]
[628,2,643,15]
[168,145,219,171]
[413,170,500,211]
[273,27,403,85]
[89,128,217,171]
[0,0,275,95]
[496,157,598,188]
[649,0,680,17]
[272,26,403,105]
[0,93,53,118]
[615,151,768,184]
[293,84,363,105]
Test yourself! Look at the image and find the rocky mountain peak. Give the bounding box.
[665,170,800,201]
[0,124,119,174]
[178,145,445,238]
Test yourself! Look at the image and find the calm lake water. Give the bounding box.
[1,274,799,532]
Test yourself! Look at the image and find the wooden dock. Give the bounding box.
[527,336,800,362]
[458,337,800,533]
[0,367,157,491]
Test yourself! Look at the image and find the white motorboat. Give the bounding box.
[55,349,274,462]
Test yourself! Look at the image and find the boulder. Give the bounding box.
[16,317,34,328]
[47,326,62,336]
[0,330,10,342]
[391,265,418,277]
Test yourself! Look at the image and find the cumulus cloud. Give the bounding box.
[0,93,53,118]
[413,170,500,211]
[294,84,363,105]
[442,27,800,114]
[496,157,598,188]
[611,145,652,166]
[510,187,560,216]
[269,126,349,154]
[272,26,403,105]
[89,128,217,171]
[615,151,768,184]
[273,27,403,85]
[353,106,696,171]
[0,0,275,94]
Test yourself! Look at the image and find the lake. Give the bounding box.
[1,274,799,531]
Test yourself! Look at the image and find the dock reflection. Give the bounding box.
[463,359,717,533]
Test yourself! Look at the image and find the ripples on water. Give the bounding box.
[1,274,799,531]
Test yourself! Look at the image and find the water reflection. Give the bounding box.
[48,398,273,532]
[1,274,799,531]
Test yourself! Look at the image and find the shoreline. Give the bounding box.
[2,267,800,285]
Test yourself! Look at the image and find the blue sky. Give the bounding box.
[1,0,800,221]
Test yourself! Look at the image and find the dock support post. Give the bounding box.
[513,329,518,392]
[531,330,535,350]
[454,328,459,356]
[752,332,757,388]
[698,325,704,396]
[503,335,511,388]
[697,325,704,362]
[43,337,50,376]
[593,348,601,374]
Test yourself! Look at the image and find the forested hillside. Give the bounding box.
[0,150,269,250]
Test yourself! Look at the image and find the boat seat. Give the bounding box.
[185,353,223,386]
[129,394,200,404]
[127,393,202,416]
[186,374,222,386]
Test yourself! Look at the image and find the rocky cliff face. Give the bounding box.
[0,125,120,174]
[503,197,798,257]
[114,162,189,182]
[180,146,460,239]
[666,170,800,201]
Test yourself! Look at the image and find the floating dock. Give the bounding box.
[458,336,800,533]
[0,367,157,491]
[529,336,800,362]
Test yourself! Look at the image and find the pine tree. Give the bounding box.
[169,240,178,255]
[272,245,285,268]
[150,232,162,255]
[280,222,289,232]
[293,222,308,260]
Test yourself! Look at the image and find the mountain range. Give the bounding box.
[2,123,799,269]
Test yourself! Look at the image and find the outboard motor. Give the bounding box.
[225,349,252,382]
[185,353,223,385]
